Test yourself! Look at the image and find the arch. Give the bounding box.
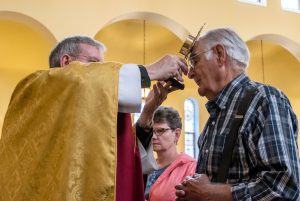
[250,34,300,62]
[0,11,57,133]
[94,15,185,65]
[0,11,57,45]
[102,11,190,42]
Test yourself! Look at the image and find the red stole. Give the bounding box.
[116,113,145,201]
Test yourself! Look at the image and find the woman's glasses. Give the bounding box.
[153,127,173,136]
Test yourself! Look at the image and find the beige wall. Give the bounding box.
[0,19,54,131]
[1,0,300,44]
[1,0,300,151]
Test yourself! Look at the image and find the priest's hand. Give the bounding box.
[145,55,188,82]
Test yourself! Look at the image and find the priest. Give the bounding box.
[0,36,187,201]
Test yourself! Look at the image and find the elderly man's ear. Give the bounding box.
[60,54,73,67]
[215,44,226,67]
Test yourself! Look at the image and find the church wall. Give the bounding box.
[0,0,299,151]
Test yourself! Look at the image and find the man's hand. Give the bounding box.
[145,55,188,82]
[175,174,233,201]
[145,81,178,109]
[139,81,178,128]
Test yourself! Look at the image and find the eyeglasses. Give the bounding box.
[186,49,213,69]
[153,127,172,136]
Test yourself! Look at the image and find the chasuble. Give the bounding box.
[0,62,144,201]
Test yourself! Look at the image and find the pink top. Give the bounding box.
[148,153,197,201]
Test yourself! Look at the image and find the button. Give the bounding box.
[205,149,209,153]
[211,121,215,125]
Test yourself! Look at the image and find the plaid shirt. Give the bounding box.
[196,73,300,201]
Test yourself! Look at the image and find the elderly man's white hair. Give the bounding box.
[201,28,250,71]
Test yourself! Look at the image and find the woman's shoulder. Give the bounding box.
[167,154,196,175]
[175,153,197,164]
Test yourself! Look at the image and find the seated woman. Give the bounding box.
[136,82,196,201]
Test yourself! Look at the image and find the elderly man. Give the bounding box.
[175,28,300,201]
[0,36,187,201]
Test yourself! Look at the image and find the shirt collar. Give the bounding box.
[206,73,250,113]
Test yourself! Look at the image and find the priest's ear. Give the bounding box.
[60,54,73,67]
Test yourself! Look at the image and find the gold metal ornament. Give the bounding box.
[165,24,206,90]
[179,23,206,59]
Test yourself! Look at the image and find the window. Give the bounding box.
[281,0,300,12]
[239,0,267,6]
[184,98,199,159]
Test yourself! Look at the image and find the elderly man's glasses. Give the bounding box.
[187,49,213,69]
[153,127,173,136]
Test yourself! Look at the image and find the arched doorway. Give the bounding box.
[0,11,56,133]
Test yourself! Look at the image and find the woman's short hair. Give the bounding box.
[153,106,182,130]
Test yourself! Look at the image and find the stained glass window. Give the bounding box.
[184,98,199,158]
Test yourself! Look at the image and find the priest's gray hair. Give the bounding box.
[49,36,106,68]
[201,28,250,71]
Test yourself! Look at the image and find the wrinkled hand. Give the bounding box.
[145,55,188,82]
[175,174,233,201]
[139,81,178,128]
[175,174,211,201]
[145,81,178,108]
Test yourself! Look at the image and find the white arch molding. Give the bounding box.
[0,11,57,45]
[250,34,300,62]
[103,11,190,42]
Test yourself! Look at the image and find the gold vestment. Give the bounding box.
[0,62,122,201]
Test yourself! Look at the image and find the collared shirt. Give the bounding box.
[196,73,300,200]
